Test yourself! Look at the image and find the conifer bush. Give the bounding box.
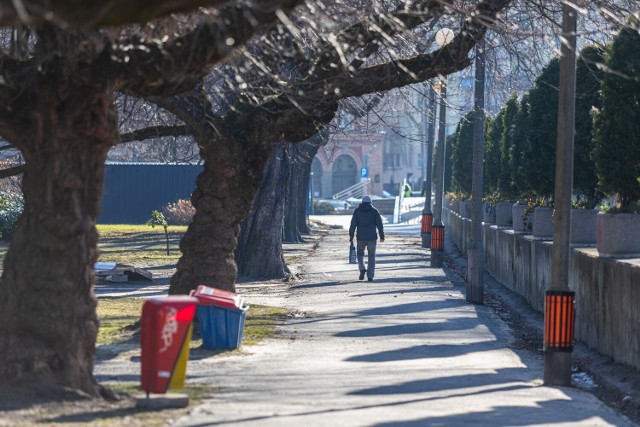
[592,27,640,212]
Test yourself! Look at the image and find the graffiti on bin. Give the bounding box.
[160,307,179,353]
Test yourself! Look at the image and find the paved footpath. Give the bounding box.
[174,228,635,427]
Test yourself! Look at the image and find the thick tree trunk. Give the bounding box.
[236,143,290,279]
[297,163,311,234]
[236,134,325,278]
[162,95,332,293]
[163,93,276,293]
[0,86,115,395]
[169,134,268,293]
[285,142,315,240]
[296,160,312,235]
[292,134,326,236]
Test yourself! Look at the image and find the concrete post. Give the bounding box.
[544,2,577,387]
[467,39,486,304]
[422,84,436,248]
[431,81,446,268]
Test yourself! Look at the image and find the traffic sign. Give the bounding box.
[360,167,369,178]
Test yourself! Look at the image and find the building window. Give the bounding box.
[383,153,392,169]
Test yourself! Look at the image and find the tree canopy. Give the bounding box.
[0,0,301,396]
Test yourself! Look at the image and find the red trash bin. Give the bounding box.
[140,296,197,395]
[191,284,244,309]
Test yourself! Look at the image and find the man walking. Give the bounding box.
[349,195,385,282]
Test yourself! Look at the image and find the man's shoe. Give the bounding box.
[368,278,373,282]
[359,270,366,280]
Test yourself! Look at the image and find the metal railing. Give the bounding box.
[332,179,370,201]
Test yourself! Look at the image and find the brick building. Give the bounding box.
[312,128,424,199]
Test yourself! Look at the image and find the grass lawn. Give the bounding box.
[0,224,184,274]
[96,224,187,266]
[97,224,286,347]
[94,224,290,348]
[0,224,290,349]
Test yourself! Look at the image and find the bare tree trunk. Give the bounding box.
[238,133,327,278]
[236,143,290,279]
[283,143,302,243]
[296,160,312,235]
[162,93,275,293]
[169,134,268,293]
[0,86,114,395]
[290,133,328,237]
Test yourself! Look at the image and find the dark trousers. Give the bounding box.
[357,240,377,279]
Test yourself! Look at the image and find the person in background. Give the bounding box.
[349,195,385,282]
[404,183,412,197]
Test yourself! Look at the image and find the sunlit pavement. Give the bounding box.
[173,226,635,427]
[310,214,422,236]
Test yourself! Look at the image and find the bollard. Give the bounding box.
[421,213,433,234]
[430,224,445,267]
[421,213,433,248]
[431,225,445,251]
[544,290,575,352]
[140,296,197,396]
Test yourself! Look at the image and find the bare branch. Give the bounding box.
[119,124,189,143]
[305,0,511,102]
[0,0,232,29]
[116,0,302,97]
[0,164,24,178]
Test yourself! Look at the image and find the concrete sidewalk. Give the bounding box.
[174,229,635,427]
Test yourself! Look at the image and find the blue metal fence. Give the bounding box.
[98,163,203,224]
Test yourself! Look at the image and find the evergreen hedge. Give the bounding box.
[592,28,640,211]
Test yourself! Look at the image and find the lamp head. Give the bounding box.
[435,28,455,46]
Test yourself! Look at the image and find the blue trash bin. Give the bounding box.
[197,303,249,350]
[192,285,248,350]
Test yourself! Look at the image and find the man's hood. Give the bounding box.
[358,202,373,211]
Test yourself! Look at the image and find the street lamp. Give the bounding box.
[429,27,453,268]
[435,28,455,47]
[545,2,578,387]
[421,84,437,248]
[430,78,447,268]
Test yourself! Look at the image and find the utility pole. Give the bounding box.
[431,80,446,268]
[467,38,486,304]
[544,1,578,386]
[421,83,437,248]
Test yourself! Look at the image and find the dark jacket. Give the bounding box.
[349,202,384,241]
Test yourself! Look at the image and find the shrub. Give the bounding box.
[312,201,335,215]
[146,210,170,255]
[0,192,24,240]
[450,112,474,195]
[574,45,605,209]
[162,199,195,225]
[445,191,469,201]
[523,58,559,199]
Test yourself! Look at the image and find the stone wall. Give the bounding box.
[443,207,640,371]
